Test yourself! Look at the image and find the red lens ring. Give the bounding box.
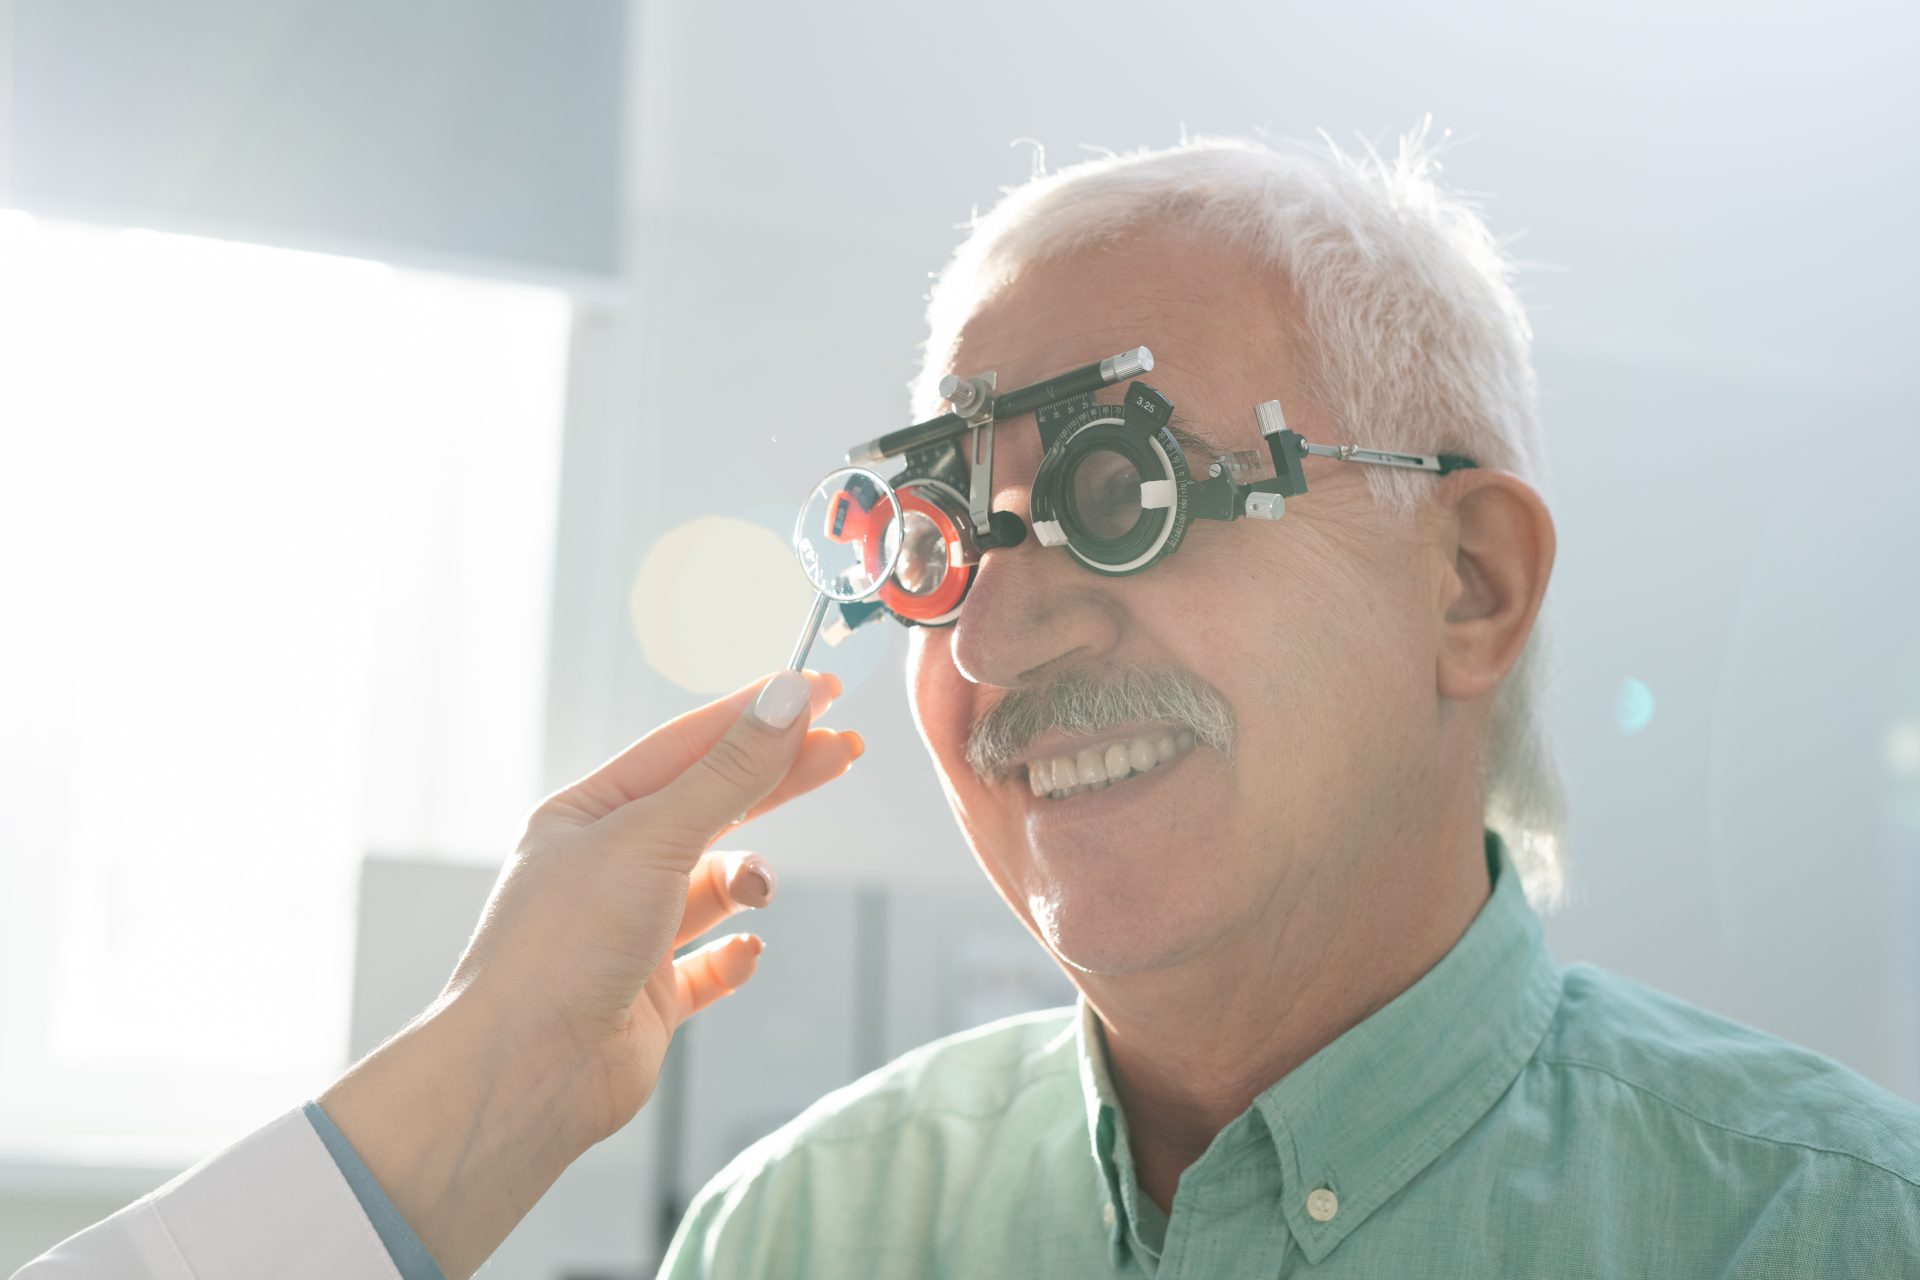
[878,485,973,622]
[855,491,899,581]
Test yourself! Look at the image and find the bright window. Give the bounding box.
[0,213,569,1159]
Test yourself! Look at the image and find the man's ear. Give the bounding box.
[1433,470,1556,702]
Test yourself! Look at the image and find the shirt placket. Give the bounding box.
[1153,1125,1297,1279]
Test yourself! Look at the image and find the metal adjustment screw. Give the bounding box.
[940,374,982,415]
[1097,346,1154,381]
[1245,492,1284,520]
[1254,400,1288,437]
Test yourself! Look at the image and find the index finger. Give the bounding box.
[543,670,843,823]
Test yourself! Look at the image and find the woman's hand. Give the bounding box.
[445,666,856,1139]
[318,669,859,1278]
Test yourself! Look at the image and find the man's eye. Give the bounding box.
[1102,472,1139,508]
[1072,452,1143,539]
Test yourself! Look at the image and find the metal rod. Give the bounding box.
[787,591,832,671]
[846,347,1153,465]
[1300,441,1446,472]
[993,347,1152,420]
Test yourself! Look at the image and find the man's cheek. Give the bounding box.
[904,628,960,752]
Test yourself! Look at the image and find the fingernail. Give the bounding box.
[751,670,810,729]
[729,857,777,909]
[844,730,866,760]
[748,935,766,957]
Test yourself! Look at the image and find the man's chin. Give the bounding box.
[1027,892,1217,978]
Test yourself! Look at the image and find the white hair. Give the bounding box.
[913,121,1567,909]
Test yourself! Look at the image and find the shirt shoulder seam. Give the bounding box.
[126,1197,197,1280]
[1540,1053,1920,1191]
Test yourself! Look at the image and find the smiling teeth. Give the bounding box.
[1026,730,1198,800]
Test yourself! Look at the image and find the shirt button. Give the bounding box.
[1102,1202,1117,1228]
[1306,1187,1339,1222]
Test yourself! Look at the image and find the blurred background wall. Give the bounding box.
[1,0,1915,1274]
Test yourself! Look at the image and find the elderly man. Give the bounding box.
[659,136,1920,1276]
[22,132,1919,1280]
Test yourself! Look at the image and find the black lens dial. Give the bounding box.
[1030,398,1191,576]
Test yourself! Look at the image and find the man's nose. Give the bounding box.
[948,494,1123,689]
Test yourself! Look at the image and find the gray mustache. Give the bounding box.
[963,666,1237,780]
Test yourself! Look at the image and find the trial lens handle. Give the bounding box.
[787,592,832,672]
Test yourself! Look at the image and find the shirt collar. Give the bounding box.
[1076,991,1151,1266]
[1077,829,1562,1267]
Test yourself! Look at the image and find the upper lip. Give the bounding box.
[1007,721,1186,772]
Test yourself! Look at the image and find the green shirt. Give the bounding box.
[661,835,1920,1277]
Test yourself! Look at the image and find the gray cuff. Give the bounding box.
[303,1101,448,1280]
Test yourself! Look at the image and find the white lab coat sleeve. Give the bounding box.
[12,1108,403,1280]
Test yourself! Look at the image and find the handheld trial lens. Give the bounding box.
[783,348,1153,668]
[785,467,905,671]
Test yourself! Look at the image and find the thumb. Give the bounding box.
[613,670,814,860]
